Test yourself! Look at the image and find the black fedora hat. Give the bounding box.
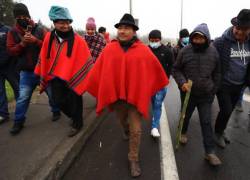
[231,9,250,27]
[115,13,139,31]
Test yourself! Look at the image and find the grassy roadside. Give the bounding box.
[5,81,14,102]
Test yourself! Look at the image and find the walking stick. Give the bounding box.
[175,80,192,150]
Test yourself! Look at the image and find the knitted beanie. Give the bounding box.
[179,29,189,38]
[86,17,96,29]
[13,3,30,18]
[149,30,161,39]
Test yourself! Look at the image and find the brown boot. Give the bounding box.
[122,129,130,140]
[68,128,80,137]
[129,161,141,177]
[180,134,188,144]
[205,153,222,166]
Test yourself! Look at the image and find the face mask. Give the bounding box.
[17,19,29,29]
[191,42,209,52]
[149,42,161,49]
[181,37,189,46]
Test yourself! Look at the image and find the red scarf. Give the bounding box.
[84,39,169,119]
[34,32,93,95]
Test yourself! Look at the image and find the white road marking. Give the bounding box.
[159,104,179,180]
[243,93,250,102]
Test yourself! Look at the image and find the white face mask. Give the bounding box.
[149,42,161,49]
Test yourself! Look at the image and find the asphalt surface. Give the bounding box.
[0,93,98,180]
[63,77,250,180]
[166,78,250,180]
[63,112,161,180]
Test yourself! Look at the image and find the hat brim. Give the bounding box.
[231,17,250,27]
[192,31,205,36]
[114,22,139,31]
[190,31,208,42]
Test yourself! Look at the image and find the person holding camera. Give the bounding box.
[7,3,60,135]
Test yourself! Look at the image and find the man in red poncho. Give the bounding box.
[84,13,169,177]
[34,6,93,137]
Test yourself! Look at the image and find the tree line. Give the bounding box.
[0,0,15,26]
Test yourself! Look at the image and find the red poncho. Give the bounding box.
[84,39,169,119]
[34,32,93,95]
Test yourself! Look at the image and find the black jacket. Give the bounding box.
[172,24,221,96]
[148,44,173,77]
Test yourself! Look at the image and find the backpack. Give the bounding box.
[0,24,10,67]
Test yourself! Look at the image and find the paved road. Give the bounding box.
[165,78,250,180]
[0,93,98,180]
[63,112,161,180]
[63,77,250,180]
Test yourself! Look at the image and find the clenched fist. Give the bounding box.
[181,82,191,92]
[23,32,38,44]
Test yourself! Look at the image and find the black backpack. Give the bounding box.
[0,23,10,67]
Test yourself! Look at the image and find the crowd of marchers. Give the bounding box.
[0,3,250,178]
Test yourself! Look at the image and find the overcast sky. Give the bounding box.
[17,0,250,39]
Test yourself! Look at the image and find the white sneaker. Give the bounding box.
[151,128,160,137]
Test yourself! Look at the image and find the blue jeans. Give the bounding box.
[151,88,167,129]
[14,71,60,123]
[0,67,19,118]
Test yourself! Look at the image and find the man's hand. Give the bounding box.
[181,82,191,92]
[23,32,38,44]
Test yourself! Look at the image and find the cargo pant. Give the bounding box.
[112,100,142,161]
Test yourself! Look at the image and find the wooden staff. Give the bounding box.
[175,79,192,150]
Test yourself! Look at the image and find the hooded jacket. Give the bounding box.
[172,23,221,96]
[213,27,250,86]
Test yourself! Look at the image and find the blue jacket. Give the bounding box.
[213,27,250,86]
[0,22,10,67]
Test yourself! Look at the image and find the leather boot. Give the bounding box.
[10,122,24,135]
[129,161,141,177]
[51,111,61,121]
[122,129,130,140]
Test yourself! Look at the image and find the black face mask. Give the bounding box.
[17,19,29,29]
[191,42,209,52]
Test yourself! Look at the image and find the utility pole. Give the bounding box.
[129,0,133,15]
[129,0,138,26]
[180,0,183,30]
